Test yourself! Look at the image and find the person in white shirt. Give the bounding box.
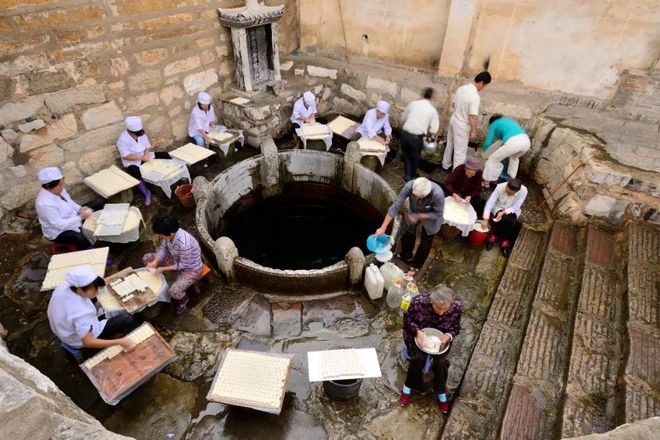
[35,167,100,250]
[188,92,217,148]
[481,179,527,256]
[442,71,491,171]
[357,100,392,145]
[47,265,139,354]
[290,91,317,128]
[401,88,440,181]
[116,116,171,206]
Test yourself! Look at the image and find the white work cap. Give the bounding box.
[198,92,212,105]
[125,116,143,132]
[64,265,98,288]
[412,177,432,198]
[376,100,390,115]
[303,91,315,105]
[38,166,63,184]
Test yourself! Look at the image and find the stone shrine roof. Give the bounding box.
[218,0,284,28]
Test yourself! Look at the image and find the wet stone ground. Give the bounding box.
[0,141,548,439]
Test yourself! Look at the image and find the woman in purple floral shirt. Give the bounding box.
[401,285,462,413]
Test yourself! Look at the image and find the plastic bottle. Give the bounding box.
[400,292,411,311]
[364,264,385,299]
[386,279,404,309]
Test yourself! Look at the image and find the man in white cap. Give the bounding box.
[47,265,140,355]
[442,71,491,171]
[35,166,100,250]
[375,177,445,271]
[357,100,392,145]
[116,116,171,205]
[188,91,218,148]
[290,91,317,129]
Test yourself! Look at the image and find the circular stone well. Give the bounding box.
[194,143,400,295]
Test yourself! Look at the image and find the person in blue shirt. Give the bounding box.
[480,115,530,186]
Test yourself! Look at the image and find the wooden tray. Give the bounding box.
[80,323,177,405]
[104,267,160,314]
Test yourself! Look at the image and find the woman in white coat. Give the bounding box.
[116,116,171,205]
[35,167,101,250]
[188,92,217,148]
[47,265,140,355]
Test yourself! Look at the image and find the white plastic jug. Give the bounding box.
[364,264,385,300]
[380,262,405,288]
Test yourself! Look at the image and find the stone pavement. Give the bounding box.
[624,223,660,424]
[441,226,550,440]
[561,226,627,437]
[500,222,586,440]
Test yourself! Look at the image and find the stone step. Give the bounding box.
[500,223,586,440]
[440,226,549,440]
[624,223,660,424]
[561,226,627,437]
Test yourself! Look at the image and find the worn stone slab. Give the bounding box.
[500,225,585,440]
[584,194,628,224]
[306,65,337,79]
[271,302,302,339]
[625,379,660,423]
[0,96,44,126]
[628,223,660,265]
[442,227,548,440]
[231,295,271,337]
[626,323,659,388]
[60,122,123,153]
[585,225,616,267]
[81,101,123,130]
[500,385,546,440]
[44,85,106,114]
[562,228,624,438]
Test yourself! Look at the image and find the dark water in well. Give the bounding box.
[219,182,382,270]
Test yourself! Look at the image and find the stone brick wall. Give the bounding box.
[0,0,294,221]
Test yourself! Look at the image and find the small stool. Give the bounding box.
[61,342,83,363]
[50,243,79,255]
[193,263,213,294]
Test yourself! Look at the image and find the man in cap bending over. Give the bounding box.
[375,177,444,272]
[357,100,392,145]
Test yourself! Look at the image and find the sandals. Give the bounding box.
[395,253,412,263]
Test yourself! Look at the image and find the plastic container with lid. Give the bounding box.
[364,264,385,300]
[380,262,405,289]
[386,279,404,309]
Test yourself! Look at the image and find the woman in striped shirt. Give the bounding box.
[144,215,202,315]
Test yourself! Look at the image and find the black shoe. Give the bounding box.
[485,234,496,251]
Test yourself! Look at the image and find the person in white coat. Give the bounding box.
[481,178,527,256]
[290,91,317,128]
[357,100,392,145]
[35,167,100,250]
[442,71,491,170]
[188,92,217,148]
[47,265,140,355]
[116,116,171,205]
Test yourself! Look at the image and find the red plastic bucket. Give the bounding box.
[175,184,195,208]
[469,223,489,246]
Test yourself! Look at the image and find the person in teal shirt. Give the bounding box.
[480,115,530,185]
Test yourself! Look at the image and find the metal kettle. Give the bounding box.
[423,135,438,154]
